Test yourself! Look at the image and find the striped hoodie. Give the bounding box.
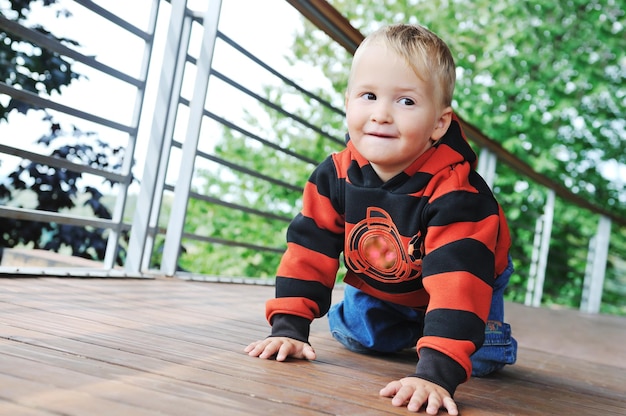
[266,115,511,395]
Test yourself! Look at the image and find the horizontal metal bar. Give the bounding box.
[206,110,320,166]
[0,205,128,230]
[210,69,344,146]
[0,267,150,278]
[181,232,285,254]
[0,82,135,134]
[163,178,293,224]
[175,273,276,285]
[178,96,319,166]
[73,0,153,41]
[217,31,345,117]
[171,136,305,193]
[187,190,292,223]
[0,15,143,88]
[0,143,127,184]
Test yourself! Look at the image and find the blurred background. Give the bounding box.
[0,0,624,314]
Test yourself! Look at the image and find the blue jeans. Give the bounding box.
[328,256,517,376]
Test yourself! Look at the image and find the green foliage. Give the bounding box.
[0,118,129,264]
[0,0,81,119]
[323,0,625,216]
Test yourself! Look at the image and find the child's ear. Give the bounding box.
[431,107,453,142]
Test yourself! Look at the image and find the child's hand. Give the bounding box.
[380,377,458,415]
[244,337,316,361]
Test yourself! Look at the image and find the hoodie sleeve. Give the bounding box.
[266,156,345,342]
[413,165,501,395]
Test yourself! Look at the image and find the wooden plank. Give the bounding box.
[0,325,410,415]
[1,277,625,415]
[0,399,58,416]
[0,372,165,416]
[505,301,626,369]
[0,346,304,416]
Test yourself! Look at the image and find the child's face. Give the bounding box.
[345,42,451,182]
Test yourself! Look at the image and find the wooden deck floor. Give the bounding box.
[1,276,625,415]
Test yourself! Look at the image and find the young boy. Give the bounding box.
[245,23,517,415]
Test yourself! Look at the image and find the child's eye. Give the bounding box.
[362,92,376,100]
[399,97,415,106]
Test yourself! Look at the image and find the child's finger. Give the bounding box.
[441,396,458,415]
[379,380,402,397]
[302,344,317,360]
[275,341,294,361]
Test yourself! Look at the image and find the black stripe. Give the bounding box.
[423,308,485,348]
[270,314,311,343]
[392,171,433,193]
[348,271,425,295]
[414,347,466,395]
[275,276,332,316]
[439,120,476,164]
[344,183,428,236]
[287,214,343,258]
[308,156,344,214]
[309,157,335,199]
[424,239,495,286]
[347,160,383,188]
[427,190,499,226]
[468,170,493,194]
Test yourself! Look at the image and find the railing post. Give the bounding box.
[125,0,189,273]
[141,12,194,271]
[477,147,497,189]
[161,0,223,276]
[525,189,555,307]
[525,213,543,306]
[104,0,161,270]
[580,215,612,313]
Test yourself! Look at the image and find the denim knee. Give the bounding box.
[328,286,422,354]
[471,321,517,376]
[472,255,517,376]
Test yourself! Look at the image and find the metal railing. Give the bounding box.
[0,0,160,276]
[0,0,624,314]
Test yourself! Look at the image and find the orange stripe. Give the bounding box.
[301,181,345,234]
[421,163,477,199]
[266,297,320,322]
[424,146,465,176]
[344,272,430,308]
[345,141,371,168]
[331,150,352,179]
[423,271,492,320]
[426,216,499,252]
[277,243,338,287]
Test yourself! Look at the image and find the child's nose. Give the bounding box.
[370,103,392,123]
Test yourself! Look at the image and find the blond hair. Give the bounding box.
[351,24,456,107]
